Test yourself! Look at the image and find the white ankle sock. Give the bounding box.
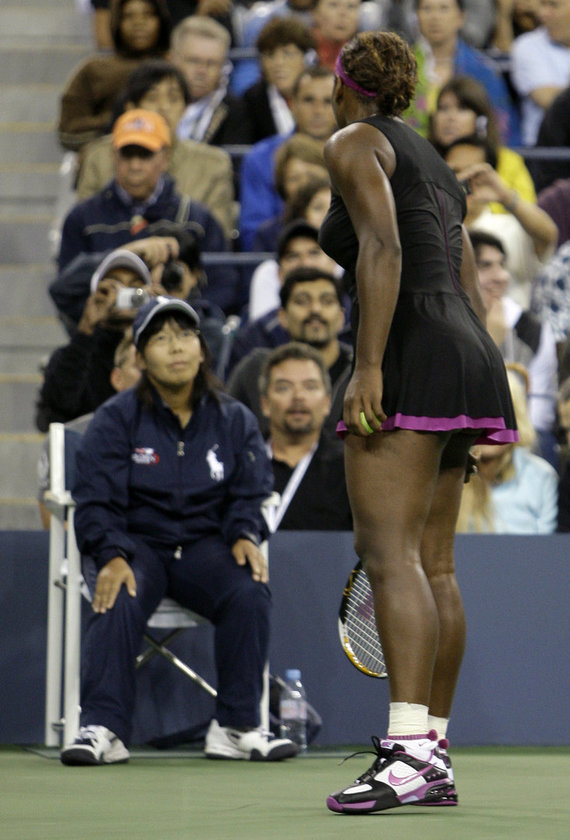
[387,702,429,737]
[427,715,449,741]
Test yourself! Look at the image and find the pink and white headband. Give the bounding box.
[335,53,377,99]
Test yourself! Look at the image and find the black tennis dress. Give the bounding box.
[319,114,517,444]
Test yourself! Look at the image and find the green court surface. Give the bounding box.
[2,746,568,840]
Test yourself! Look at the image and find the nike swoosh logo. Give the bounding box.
[387,766,431,786]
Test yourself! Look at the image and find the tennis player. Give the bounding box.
[319,31,518,812]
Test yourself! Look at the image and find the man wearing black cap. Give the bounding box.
[227,265,353,439]
[61,296,297,766]
[226,218,344,374]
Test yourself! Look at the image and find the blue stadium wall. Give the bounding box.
[1,531,568,746]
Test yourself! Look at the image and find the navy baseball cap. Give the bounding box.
[276,219,319,260]
[133,296,200,348]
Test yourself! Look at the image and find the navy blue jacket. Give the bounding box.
[56,175,242,314]
[73,386,273,567]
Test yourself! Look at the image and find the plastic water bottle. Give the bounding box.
[279,669,308,754]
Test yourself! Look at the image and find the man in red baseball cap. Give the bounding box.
[111,108,171,206]
[55,105,239,319]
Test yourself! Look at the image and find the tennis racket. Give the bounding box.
[338,560,387,678]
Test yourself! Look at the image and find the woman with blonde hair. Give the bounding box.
[457,365,558,533]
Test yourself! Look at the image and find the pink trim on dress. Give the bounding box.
[336,414,519,444]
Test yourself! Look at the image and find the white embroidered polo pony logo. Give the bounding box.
[206,445,224,481]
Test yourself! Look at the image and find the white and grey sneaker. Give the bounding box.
[60,725,130,766]
[204,719,298,761]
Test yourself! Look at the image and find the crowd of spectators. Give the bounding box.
[37,0,570,538]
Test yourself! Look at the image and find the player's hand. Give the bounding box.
[92,557,136,614]
[232,538,268,583]
[343,364,385,437]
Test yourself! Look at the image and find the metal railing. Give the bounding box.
[201,251,274,267]
[511,147,570,161]
[221,143,570,166]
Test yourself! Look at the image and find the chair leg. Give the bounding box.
[259,536,271,731]
[44,515,66,746]
[63,510,82,745]
[136,628,186,669]
[141,632,218,698]
[261,661,270,731]
[139,633,270,729]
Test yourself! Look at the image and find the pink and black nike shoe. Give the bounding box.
[326,731,457,814]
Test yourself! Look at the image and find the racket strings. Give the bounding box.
[343,571,386,677]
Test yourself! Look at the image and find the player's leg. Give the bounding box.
[327,430,458,813]
[410,434,478,801]
[344,429,447,705]
[421,474,467,723]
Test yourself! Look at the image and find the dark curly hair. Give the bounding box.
[340,31,418,117]
[257,16,316,55]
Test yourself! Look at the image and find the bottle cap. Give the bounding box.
[285,668,301,681]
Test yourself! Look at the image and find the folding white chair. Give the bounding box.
[44,421,82,746]
[44,422,269,747]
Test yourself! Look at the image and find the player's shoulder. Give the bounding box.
[325,122,381,165]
